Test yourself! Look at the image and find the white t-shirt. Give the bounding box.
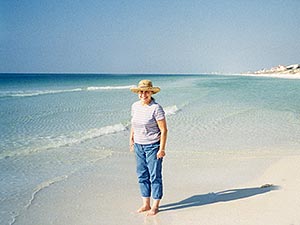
[131,100,165,145]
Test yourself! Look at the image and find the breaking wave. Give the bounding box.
[2,88,83,97]
[0,123,128,159]
[87,85,134,91]
[0,85,134,98]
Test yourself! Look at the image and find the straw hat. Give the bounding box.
[130,80,160,94]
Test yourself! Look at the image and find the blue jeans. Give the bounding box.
[134,142,163,200]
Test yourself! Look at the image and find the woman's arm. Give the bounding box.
[157,119,168,159]
[129,127,134,152]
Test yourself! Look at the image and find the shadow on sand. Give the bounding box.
[160,185,280,212]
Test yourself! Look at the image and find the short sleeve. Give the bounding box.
[131,104,134,117]
[154,104,165,121]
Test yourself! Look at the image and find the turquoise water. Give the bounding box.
[1,73,300,224]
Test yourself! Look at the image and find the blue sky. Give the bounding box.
[1,0,300,74]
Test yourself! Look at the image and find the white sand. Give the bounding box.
[162,154,300,225]
[13,150,300,225]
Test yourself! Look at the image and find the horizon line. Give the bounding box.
[0,71,238,76]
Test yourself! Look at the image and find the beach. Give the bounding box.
[11,150,300,225]
[238,73,300,80]
[1,74,300,225]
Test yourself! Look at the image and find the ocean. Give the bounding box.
[1,73,300,224]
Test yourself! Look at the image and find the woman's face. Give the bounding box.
[138,90,153,105]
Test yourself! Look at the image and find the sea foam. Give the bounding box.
[25,175,69,209]
[165,105,180,116]
[87,85,134,91]
[2,88,83,97]
[0,123,128,159]
[0,85,134,98]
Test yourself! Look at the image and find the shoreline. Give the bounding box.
[231,72,300,79]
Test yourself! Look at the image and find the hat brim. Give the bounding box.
[130,87,160,94]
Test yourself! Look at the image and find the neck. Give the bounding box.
[141,99,152,106]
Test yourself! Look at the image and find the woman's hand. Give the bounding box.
[130,128,134,152]
[130,142,134,152]
[157,150,165,159]
[157,119,167,159]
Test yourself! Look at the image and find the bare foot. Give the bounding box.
[137,205,151,213]
[147,207,159,216]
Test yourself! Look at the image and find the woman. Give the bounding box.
[130,80,168,216]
